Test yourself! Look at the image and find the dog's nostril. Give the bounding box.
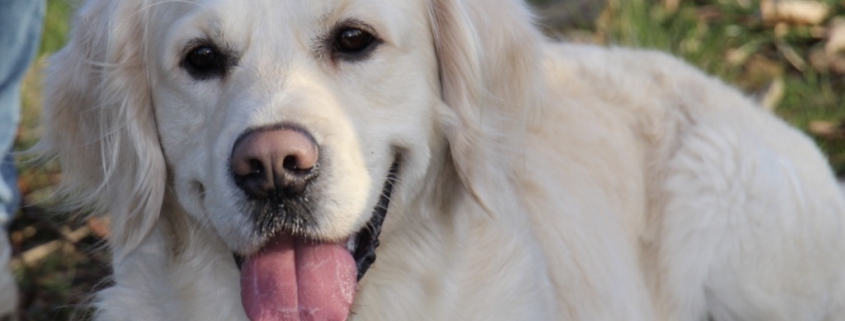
[283,155,299,171]
[230,127,319,200]
[248,159,265,175]
[283,154,315,173]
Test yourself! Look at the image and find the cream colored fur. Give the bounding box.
[38,0,845,320]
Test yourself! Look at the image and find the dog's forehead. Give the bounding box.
[165,0,429,46]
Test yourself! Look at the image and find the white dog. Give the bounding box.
[39,0,845,320]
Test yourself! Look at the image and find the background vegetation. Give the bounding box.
[9,0,845,320]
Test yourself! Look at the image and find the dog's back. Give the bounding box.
[524,42,845,321]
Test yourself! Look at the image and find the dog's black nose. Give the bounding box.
[230,127,319,200]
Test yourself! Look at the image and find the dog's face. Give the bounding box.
[149,0,441,253]
[43,0,540,318]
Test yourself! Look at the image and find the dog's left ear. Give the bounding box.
[37,0,166,257]
[428,0,544,211]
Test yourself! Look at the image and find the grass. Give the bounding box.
[10,0,845,320]
[39,0,73,57]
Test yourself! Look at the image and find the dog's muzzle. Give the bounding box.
[229,125,400,320]
[233,158,399,278]
[228,125,399,280]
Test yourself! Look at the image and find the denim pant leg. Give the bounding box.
[0,0,45,223]
[0,0,46,318]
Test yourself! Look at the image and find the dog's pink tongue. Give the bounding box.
[240,234,357,321]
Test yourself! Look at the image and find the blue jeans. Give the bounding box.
[0,0,44,226]
[0,0,45,317]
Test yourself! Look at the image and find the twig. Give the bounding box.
[776,40,807,71]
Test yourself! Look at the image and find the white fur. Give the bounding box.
[38,0,845,320]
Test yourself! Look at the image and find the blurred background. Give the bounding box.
[9,0,845,319]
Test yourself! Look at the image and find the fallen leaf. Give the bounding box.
[760,77,785,111]
[664,0,680,14]
[87,216,111,240]
[809,120,836,136]
[761,0,830,25]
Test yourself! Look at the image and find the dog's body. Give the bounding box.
[40,0,845,320]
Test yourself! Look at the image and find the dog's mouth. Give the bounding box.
[236,159,399,321]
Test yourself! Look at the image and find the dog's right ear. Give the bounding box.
[37,0,167,257]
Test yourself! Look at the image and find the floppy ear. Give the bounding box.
[38,0,165,256]
[428,0,544,212]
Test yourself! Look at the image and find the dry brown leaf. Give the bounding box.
[10,226,91,270]
[826,18,845,56]
[760,77,785,111]
[821,18,845,73]
[727,48,752,66]
[664,0,680,14]
[809,46,831,72]
[809,120,837,136]
[87,216,112,240]
[761,0,830,25]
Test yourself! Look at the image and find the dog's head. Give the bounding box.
[40,0,541,319]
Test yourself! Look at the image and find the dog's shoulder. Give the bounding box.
[542,42,751,112]
[537,42,782,153]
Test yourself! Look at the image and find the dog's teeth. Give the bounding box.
[346,234,358,253]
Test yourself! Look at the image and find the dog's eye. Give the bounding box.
[182,45,228,80]
[336,28,373,53]
[188,47,217,68]
[333,27,378,60]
